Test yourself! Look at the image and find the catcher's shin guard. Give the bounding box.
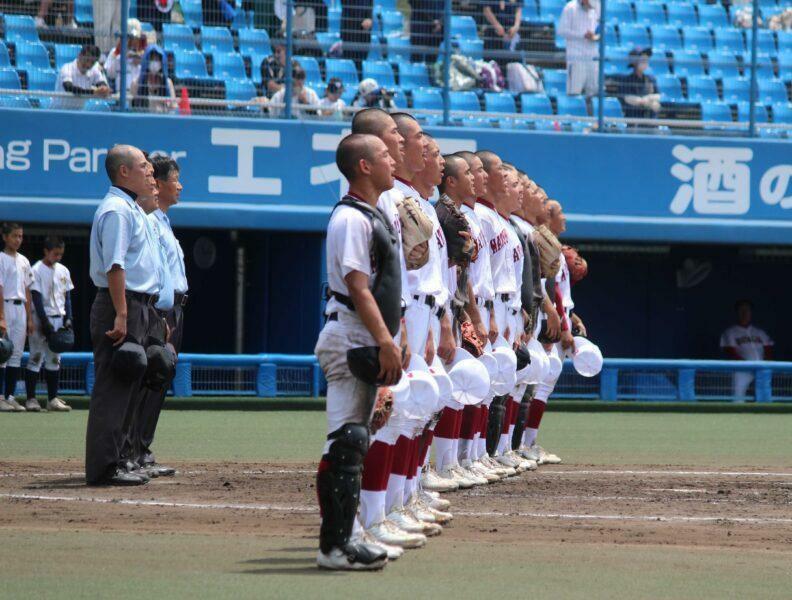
[485,396,506,456]
[512,388,534,451]
[317,423,370,554]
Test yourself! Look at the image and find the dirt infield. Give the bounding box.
[2,460,791,552]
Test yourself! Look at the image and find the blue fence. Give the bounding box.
[19,353,792,402]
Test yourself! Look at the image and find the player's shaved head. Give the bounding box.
[455,150,475,162]
[442,154,465,180]
[105,144,141,182]
[391,112,418,132]
[351,107,392,136]
[336,133,378,182]
[476,150,501,173]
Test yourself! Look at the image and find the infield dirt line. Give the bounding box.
[3,493,792,525]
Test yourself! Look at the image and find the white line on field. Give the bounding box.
[648,488,709,493]
[538,470,792,478]
[3,493,792,525]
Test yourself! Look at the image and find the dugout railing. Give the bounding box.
[18,353,792,402]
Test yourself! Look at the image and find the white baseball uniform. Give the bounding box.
[0,251,32,369]
[720,324,774,398]
[28,261,74,373]
[475,200,511,334]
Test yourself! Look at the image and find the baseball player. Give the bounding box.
[720,300,773,399]
[23,236,74,412]
[0,222,33,413]
[314,133,401,570]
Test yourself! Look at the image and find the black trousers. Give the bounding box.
[85,291,158,484]
[131,302,184,465]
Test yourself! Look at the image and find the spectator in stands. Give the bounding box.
[411,0,444,62]
[93,0,122,58]
[558,0,600,97]
[352,78,397,109]
[720,300,774,399]
[35,0,77,29]
[260,43,299,97]
[203,0,238,27]
[617,47,660,120]
[54,44,111,110]
[266,63,320,117]
[481,0,522,53]
[104,18,148,94]
[340,0,372,64]
[137,0,175,31]
[130,46,176,113]
[318,78,346,118]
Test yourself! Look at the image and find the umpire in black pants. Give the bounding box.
[86,145,163,486]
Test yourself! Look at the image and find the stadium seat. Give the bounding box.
[555,94,588,117]
[4,15,40,45]
[772,103,792,123]
[461,115,491,128]
[73,0,93,25]
[667,3,698,27]
[224,77,257,102]
[712,28,745,54]
[212,52,247,80]
[707,51,741,80]
[163,24,198,52]
[686,74,719,102]
[721,76,751,103]
[362,60,397,89]
[542,69,566,95]
[777,51,792,81]
[648,51,672,74]
[317,32,342,54]
[173,49,210,79]
[325,58,359,87]
[778,31,792,53]
[450,15,478,40]
[238,28,273,62]
[672,49,705,77]
[634,2,666,25]
[450,90,480,112]
[592,95,624,118]
[0,67,22,90]
[757,79,789,105]
[752,30,777,56]
[328,4,341,35]
[539,0,566,21]
[14,42,51,71]
[604,46,632,75]
[520,93,553,115]
[736,101,769,123]
[655,73,685,102]
[700,100,734,129]
[696,3,729,28]
[54,43,81,69]
[521,1,542,23]
[484,92,516,113]
[386,36,411,63]
[619,23,651,48]
[26,67,57,91]
[606,0,634,25]
[457,38,483,60]
[0,42,10,67]
[294,56,323,88]
[180,0,203,29]
[412,87,443,110]
[603,23,619,46]
[651,25,684,51]
[201,26,235,55]
[0,95,32,108]
[381,11,404,36]
[682,26,714,51]
[498,117,532,130]
[83,99,112,112]
[398,62,431,88]
[231,8,253,31]
[416,113,442,127]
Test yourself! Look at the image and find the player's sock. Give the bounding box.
[496,396,514,455]
[450,408,463,466]
[475,404,490,458]
[360,440,391,529]
[506,396,519,449]
[524,398,547,448]
[432,407,458,472]
[385,435,411,513]
[24,369,38,400]
[4,366,20,399]
[44,368,59,400]
[458,405,479,462]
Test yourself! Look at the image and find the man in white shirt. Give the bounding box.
[54,44,111,110]
[557,0,600,97]
[267,64,320,118]
[318,78,347,118]
[720,300,774,399]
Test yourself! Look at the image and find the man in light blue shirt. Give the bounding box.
[86,144,163,487]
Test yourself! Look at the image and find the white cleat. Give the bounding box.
[419,489,450,512]
[494,452,521,471]
[481,454,513,477]
[402,504,443,537]
[519,444,541,463]
[410,495,452,524]
[357,526,404,560]
[316,546,388,571]
[370,520,426,549]
[421,467,458,492]
[438,466,474,489]
[534,444,562,465]
[387,508,428,534]
[24,398,42,412]
[0,398,16,412]
[464,459,500,483]
[47,397,72,412]
[5,396,25,412]
[507,450,536,472]
[456,463,488,486]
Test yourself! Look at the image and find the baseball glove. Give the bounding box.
[534,225,563,279]
[435,195,475,266]
[562,245,588,283]
[397,195,434,270]
[370,386,394,433]
[459,320,484,357]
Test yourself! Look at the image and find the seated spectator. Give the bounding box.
[104,18,148,94]
[54,44,111,110]
[617,47,660,119]
[35,0,77,28]
[720,300,774,399]
[482,0,522,52]
[130,46,176,113]
[267,64,320,117]
[260,43,299,97]
[318,78,347,118]
[352,78,397,109]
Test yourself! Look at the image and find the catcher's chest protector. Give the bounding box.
[336,197,403,336]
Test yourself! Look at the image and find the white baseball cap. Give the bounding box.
[523,337,550,384]
[572,337,603,377]
[546,344,563,380]
[448,347,491,406]
[490,335,517,395]
[406,368,439,418]
[428,354,453,412]
[387,372,420,419]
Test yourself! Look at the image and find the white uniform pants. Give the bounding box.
[27,314,63,373]
[93,0,122,56]
[1,302,26,368]
[506,307,521,346]
[732,372,754,400]
[404,299,432,360]
[493,297,509,338]
[567,59,599,97]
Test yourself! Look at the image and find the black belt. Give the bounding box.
[3,299,23,305]
[436,306,446,320]
[97,287,159,306]
[327,312,338,322]
[175,292,189,307]
[477,298,494,310]
[499,293,513,303]
[413,294,437,309]
[330,291,406,316]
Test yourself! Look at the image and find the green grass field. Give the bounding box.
[1,409,791,599]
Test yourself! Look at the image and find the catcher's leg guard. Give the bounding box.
[317,423,371,554]
[512,387,534,451]
[486,396,506,456]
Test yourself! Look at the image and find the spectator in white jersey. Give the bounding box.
[55,44,111,110]
[720,300,774,399]
[557,0,600,97]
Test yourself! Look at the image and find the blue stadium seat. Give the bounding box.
[651,25,684,51]
[603,23,619,46]
[778,31,792,53]
[683,26,713,51]
[696,3,729,28]
[648,51,672,75]
[54,43,81,69]
[542,69,566,95]
[450,90,480,112]
[686,74,719,102]
[539,0,566,20]
[604,46,632,75]
[225,77,257,102]
[736,101,769,123]
[201,26,235,55]
[635,2,666,25]
[655,73,685,102]
[619,23,651,48]
[412,87,443,110]
[4,15,40,44]
[777,51,792,81]
[672,49,705,77]
[294,56,323,88]
[0,42,9,67]
[212,52,247,80]
[84,99,112,112]
[375,0,397,11]
[707,51,741,80]
[721,76,751,103]
[461,115,492,128]
[555,94,588,116]
[381,11,404,36]
[415,113,442,127]
[362,60,397,88]
[14,42,51,71]
[521,0,541,23]
[317,32,342,54]
[498,117,532,130]
[325,58,359,87]
[712,28,745,54]
[238,28,273,62]
[398,62,431,88]
[450,15,478,40]
[592,95,624,118]
[457,38,483,60]
[173,49,210,79]
[0,67,22,90]
[752,30,777,56]
[386,36,411,63]
[180,0,203,29]
[231,8,253,31]
[328,4,341,35]
[26,67,57,91]
[667,3,698,27]
[0,95,32,108]
[484,92,516,113]
[700,101,734,129]
[772,103,792,123]
[606,0,634,25]
[163,24,198,52]
[757,79,789,105]
[520,93,553,114]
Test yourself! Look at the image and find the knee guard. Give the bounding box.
[317,423,369,553]
[485,396,506,456]
[512,392,533,451]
